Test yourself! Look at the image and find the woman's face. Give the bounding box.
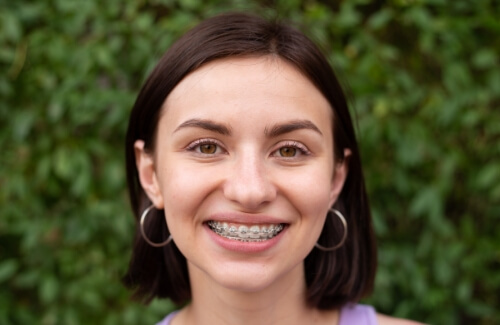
[136,56,348,293]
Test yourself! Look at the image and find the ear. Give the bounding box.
[329,148,351,207]
[134,140,164,209]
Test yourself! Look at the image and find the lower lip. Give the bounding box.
[204,223,286,253]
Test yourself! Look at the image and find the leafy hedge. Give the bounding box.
[1,0,498,324]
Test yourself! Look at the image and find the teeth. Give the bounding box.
[249,226,260,239]
[207,221,284,242]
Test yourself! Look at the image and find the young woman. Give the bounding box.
[124,12,422,325]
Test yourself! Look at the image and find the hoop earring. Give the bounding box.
[314,208,347,252]
[140,205,173,247]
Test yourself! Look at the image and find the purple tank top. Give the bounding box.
[156,304,377,325]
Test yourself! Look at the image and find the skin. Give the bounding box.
[135,56,424,325]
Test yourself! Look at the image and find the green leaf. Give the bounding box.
[0,259,18,283]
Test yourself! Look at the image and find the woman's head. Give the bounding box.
[124,12,376,309]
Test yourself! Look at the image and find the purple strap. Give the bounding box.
[339,304,377,325]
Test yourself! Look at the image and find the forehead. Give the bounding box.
[160,56,333,130]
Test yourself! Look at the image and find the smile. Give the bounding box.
[207,221,285,242]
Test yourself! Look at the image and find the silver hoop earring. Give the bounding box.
[140,205,173,247]
[314,208,347,252]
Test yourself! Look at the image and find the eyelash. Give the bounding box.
[185,139,311,157]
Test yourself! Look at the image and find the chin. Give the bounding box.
[204,257,303,294]
[213,270,277,293]
[187,257,282,292]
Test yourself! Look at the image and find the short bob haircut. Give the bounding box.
[123,12,376,310]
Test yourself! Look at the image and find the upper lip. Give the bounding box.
[206,212,288,225]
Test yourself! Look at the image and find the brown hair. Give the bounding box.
[123,12,376,309]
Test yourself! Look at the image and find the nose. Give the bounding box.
[223,152,277,210]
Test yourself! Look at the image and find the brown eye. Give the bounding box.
[200,144,217,154]
[279,147,296,157]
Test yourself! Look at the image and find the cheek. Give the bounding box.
[157,162,219,217]
[279,167,333,218]
[157,165,210,245]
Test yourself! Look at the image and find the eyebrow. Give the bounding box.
[174,118,232,135]
[264,120,323,137]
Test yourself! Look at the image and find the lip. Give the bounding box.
[204,212,288,253]
[205,223,287,253]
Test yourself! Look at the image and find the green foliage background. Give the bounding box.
[1,0,499,324]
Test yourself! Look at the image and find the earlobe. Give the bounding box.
[329,148,351,206]
[134,140,164,209]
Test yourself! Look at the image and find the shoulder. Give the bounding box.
[155,311,179,325]
[377,313,426,325]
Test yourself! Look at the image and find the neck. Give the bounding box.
[177,262,338,325]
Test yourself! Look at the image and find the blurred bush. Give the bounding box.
[0,0,498,324]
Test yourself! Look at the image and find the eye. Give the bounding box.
[272,141,311,158]
[279,147,297,157]
[186,139,225,155]
[199,143,217,154]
